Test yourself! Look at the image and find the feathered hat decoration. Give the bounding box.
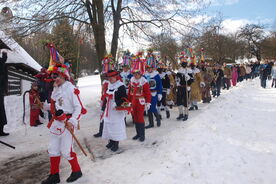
[131,52,146,74]
[146,50,157,68]
[122,50,131,67]
[102,54,115,74]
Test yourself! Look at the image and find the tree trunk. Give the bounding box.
[86,0,106,72]
[110,0,122,60]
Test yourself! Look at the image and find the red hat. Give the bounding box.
[106,70,119,77]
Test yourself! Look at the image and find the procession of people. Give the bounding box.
[36,51,274,184]
[0,47,272,184]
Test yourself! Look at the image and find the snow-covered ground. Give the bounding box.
[1,76,276,184]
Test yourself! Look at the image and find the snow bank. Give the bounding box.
[1,77,276,184]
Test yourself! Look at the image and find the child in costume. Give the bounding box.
[29,82,43,126]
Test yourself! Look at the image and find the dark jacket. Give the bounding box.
[0,52,8,95]
[213,69,224,84]
[115,85,127,107]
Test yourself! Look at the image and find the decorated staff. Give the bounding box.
[144,51,163,128]
[176,52,194,121]
[128,59,151,142]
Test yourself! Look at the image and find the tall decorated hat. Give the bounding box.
[157,60,166,69]
[179,51,189,64]
[146,49,157,68]
[48,63,70,79]
[122,50,131,67]
[102,54,115,74]
[190,48,197,66]
[131,52,146,74]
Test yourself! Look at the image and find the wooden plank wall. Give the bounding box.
[7,67,36,96]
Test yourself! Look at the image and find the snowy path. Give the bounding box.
[1,78,276,184]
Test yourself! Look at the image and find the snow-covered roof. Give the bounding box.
[0,30,41,71]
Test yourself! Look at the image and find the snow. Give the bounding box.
[0,30,42,71]
[1,76,276,184]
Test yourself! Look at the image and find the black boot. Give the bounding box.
[144,111,147,116]
[40,109,45,118]
[111,141,119,152]
[145,112,154,129]
[138,123,145,142]
[183,114,188,121]
[132,123,140,140]
[41,173,60,184]
[176,114,184,120]
[154,112,161,127]
[106,140,114,149]
[36,120,43,125]
[166,111,170,118]
[66,171,82,183]
[194,105,198,110]
[189,106,194,111]
[93,121,103,138]
[0,126,9,136]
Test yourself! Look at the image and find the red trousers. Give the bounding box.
[30,109,40,126]
[131,99,145,124]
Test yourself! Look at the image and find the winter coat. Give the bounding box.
[144,71,163,97]
[213,69,224,84]
[102,80,127,141]
[176,67,194,87]
[159,72,170,93]
[29,89,41,110]
[239,66,246,76]
[223,66,232,79]
[245,66,252,74]
[0,52,8,95]
[190,68,204,102]
[202,68,214,87]
[232,67,238,80]
[128,77,151,104]
[260,64,269,80]
[271,66,276,79]
[166,71,176,103]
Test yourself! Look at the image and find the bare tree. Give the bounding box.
[261,32,276,60]
[150,33,179,69]
[238,24,265,61]
[5,0,207,71]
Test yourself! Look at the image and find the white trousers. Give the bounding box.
[48,129,74,160]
